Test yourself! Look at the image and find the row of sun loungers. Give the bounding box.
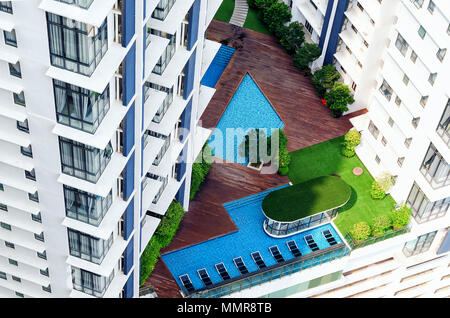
[179,230,338,292]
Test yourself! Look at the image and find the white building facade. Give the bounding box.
[0,0,221,298]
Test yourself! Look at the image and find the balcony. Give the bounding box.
[144,34,171,80]
[0,116,30,148]
[149,0,195,35]
[52,100,129,150]
[147,94,191,136]
[46,41,128,94]
[148,177,183,215]
[293,0,324,36]
[39,0,116,28]
[0,140,34,172]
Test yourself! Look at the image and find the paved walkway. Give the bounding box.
[229,0,249,27]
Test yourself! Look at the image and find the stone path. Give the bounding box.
[229,0,249,27]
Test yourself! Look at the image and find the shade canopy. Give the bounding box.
[262,176,351,222]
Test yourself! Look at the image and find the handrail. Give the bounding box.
[344,224,411,250]
[185,243,351,298]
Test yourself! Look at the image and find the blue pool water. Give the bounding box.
[161,185,343,291]
[208,73,284,165]
[201,45,235,88]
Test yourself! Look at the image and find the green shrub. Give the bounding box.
[140,237,161,286]
[370,180,386,200]
[278,147,291,168]
[350,222,371,241]
[279,23,305,55]
[293,43,321,75]
[341,144,355,158]
[324,82,355,118]
[375,172,395,194]
[344,129,361,148]
[278,166,289,175]
[372,215,391,236]
[341,129,360,157]
[254,0,277,10]
[189,143,212,200]
[311,64,341,98]
[247,0,258,8]
[390,205,411,230]
[155,201,185,248]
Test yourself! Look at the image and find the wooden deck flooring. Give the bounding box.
[146,20,366,298]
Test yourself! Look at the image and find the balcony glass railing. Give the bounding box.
[437,101,450,147]
[151,0,176,21]
[55,0,94,9]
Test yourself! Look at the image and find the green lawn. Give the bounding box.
[287,136,395,236]
[243,7,271,35]
[213,0,235,23]
[262,176,351,222]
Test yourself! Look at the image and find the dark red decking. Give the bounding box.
[145,20,366,298]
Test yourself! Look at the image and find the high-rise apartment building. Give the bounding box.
[0,0,221,298]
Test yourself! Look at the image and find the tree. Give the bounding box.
[311,64,341,98]
[293,43,321,75]
[262,2,292,35]
[372,215,391,236]
[254,0,277,10]
[279,23,305,55]
[341,129,360,157]
[376,172,395,193]
[239,129,270,164]
[324,82,355,118]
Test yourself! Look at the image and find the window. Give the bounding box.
[15,292,24,298]
[375,155,381,164]
[428,73,437,85]
[63,185,112,226]
[12,276,21,282]
[368,121,380,139]
[28,191,39,202]
[37,251,47,260]
[397,157,405,167]
[0,183,3,191]
[403,231,437,257]
[309,0,318,10]
[68,229,113,264]
[418,26,426,39]
[395,96,402,106]
[407,183,449,223]
[305,20,313,34]
[3,29,17,47]
[42,285,52,293]
[8,61,21,78]
[427,0,435,13]
[0,1,13,13]
[1,222,11,231]
[404,137,412,148]
[412,117,420,128]
[0,203,7,211]
[381,137,387,146]
[410,51,418,63]
[420,95,429,107]
[46,13,108,76]
[13,91,26,106]
[403,74,409,85]
[411,0,424,8]
[55,0,94,9]
[0,271,6,280]
[5,241,14,249]
[420,144,450,188]
[34,232,45,242]
[151,0,175,21]
[437,48,446,62]
[40,268,49,277]
[17,119,29,133]
[395,33,409,56]
[388,117,394,127]
[71,267,114,297]
[53,80,110,134]
[25,169,36,181]
[379,80,393,101]
[436,100,450,145]
[8,259,18,266]
[31,212,42,223]
[59,137,113,183]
